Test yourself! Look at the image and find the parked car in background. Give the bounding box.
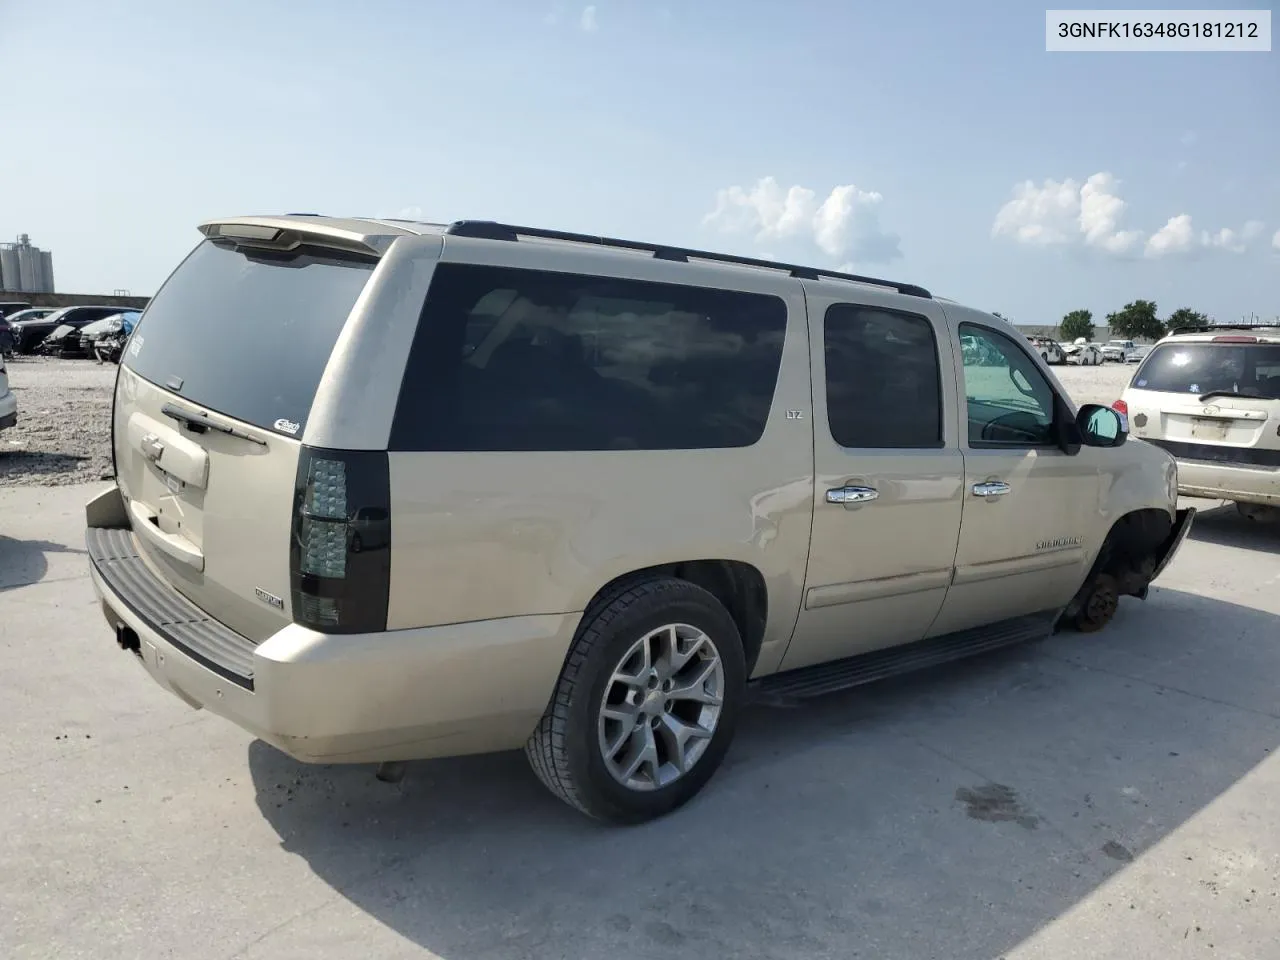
[0,301,34,319]
[1118,324,1280,522]
[1127,344,1151,364]
[87,212,1193,825]
[1063,339,1104,365]
[9,304,126,353]
[960,332,1000,365]
[0,348,16,430]
[38,323,88,357]
[1103,339,1138,363]
[81,311,139,361]
[0,305,48,357]
[1027,335,1066,365]
[3,307,57,326]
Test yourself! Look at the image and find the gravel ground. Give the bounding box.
[1,356,118,487]
[0,355,1139,489]
[1052,359,1137,408]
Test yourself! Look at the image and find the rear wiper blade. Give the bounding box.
[1198,389,1267,402]
[161,402,267,445]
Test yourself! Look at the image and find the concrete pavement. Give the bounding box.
[1,483,1277,959]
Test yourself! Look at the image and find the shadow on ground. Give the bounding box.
[1187,501,1280,554]
[0,535,86,591]
[249,587,1279,959]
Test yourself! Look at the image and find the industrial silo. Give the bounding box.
[16,238,37,292]
[0,245,19,292]
[39,250,54,293]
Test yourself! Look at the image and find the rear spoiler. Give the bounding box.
[198,216,414,258]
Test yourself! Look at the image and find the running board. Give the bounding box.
[751,612,1057,700]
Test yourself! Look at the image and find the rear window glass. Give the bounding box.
[124,239,375,432]
[1133,342,1280,399]
[391,263,788,451]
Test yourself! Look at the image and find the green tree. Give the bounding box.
[1107,300,1164,340]
[1060,309,1094,342]
[1165,307,1208,333]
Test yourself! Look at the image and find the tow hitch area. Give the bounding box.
[116,625,141,654]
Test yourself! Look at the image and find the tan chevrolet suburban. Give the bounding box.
[87,216,1195,823]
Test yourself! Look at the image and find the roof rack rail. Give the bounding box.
[444,220,932,299]
[1172,321,1280,334]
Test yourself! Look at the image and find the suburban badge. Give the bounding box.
[1036,536,1082,551]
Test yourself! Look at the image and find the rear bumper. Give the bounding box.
[1175,459,1280,506]
[87,490,578,764]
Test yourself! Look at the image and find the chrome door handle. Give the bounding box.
[826,485,879,505]
[972,481,1011,498]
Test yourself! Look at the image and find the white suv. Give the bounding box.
[1118,325,1280,521]
[1103,339,1137,363]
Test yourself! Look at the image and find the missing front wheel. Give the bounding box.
[1061,572,1120,634]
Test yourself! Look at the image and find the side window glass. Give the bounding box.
[391,264,789,452]
[824,304,943,448]
[960,324,1057,447]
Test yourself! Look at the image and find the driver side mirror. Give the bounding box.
[1076,404,1128,448]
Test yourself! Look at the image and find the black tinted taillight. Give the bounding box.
[289,446,391,633]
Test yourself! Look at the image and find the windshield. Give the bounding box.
[123,239,377,433]
[1132,342,1280,399]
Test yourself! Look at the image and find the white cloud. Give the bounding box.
[1203,221,1266,253]
[1274,229,1280,250]
[703,176,902,263]
[1180,130,1198,146]
[374,204,424,221]
[1079,173,1143,254]
[1146,214,1195,257]
[580,5,597,31]
[1150,217,1269,257]
[995,172,1264,260]
[992,172,1141,253]
[991,177,1080,245]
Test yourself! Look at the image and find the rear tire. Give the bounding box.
[525,578,746,824]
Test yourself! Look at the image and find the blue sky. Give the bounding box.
[1,0,1276,325]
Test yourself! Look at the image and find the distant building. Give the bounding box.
[0,234,55,293]
[1016,323,1114,342]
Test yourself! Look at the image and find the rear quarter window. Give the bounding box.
[124,239,376,432]
[390,263,789,451]
[1133,342,1280,399]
